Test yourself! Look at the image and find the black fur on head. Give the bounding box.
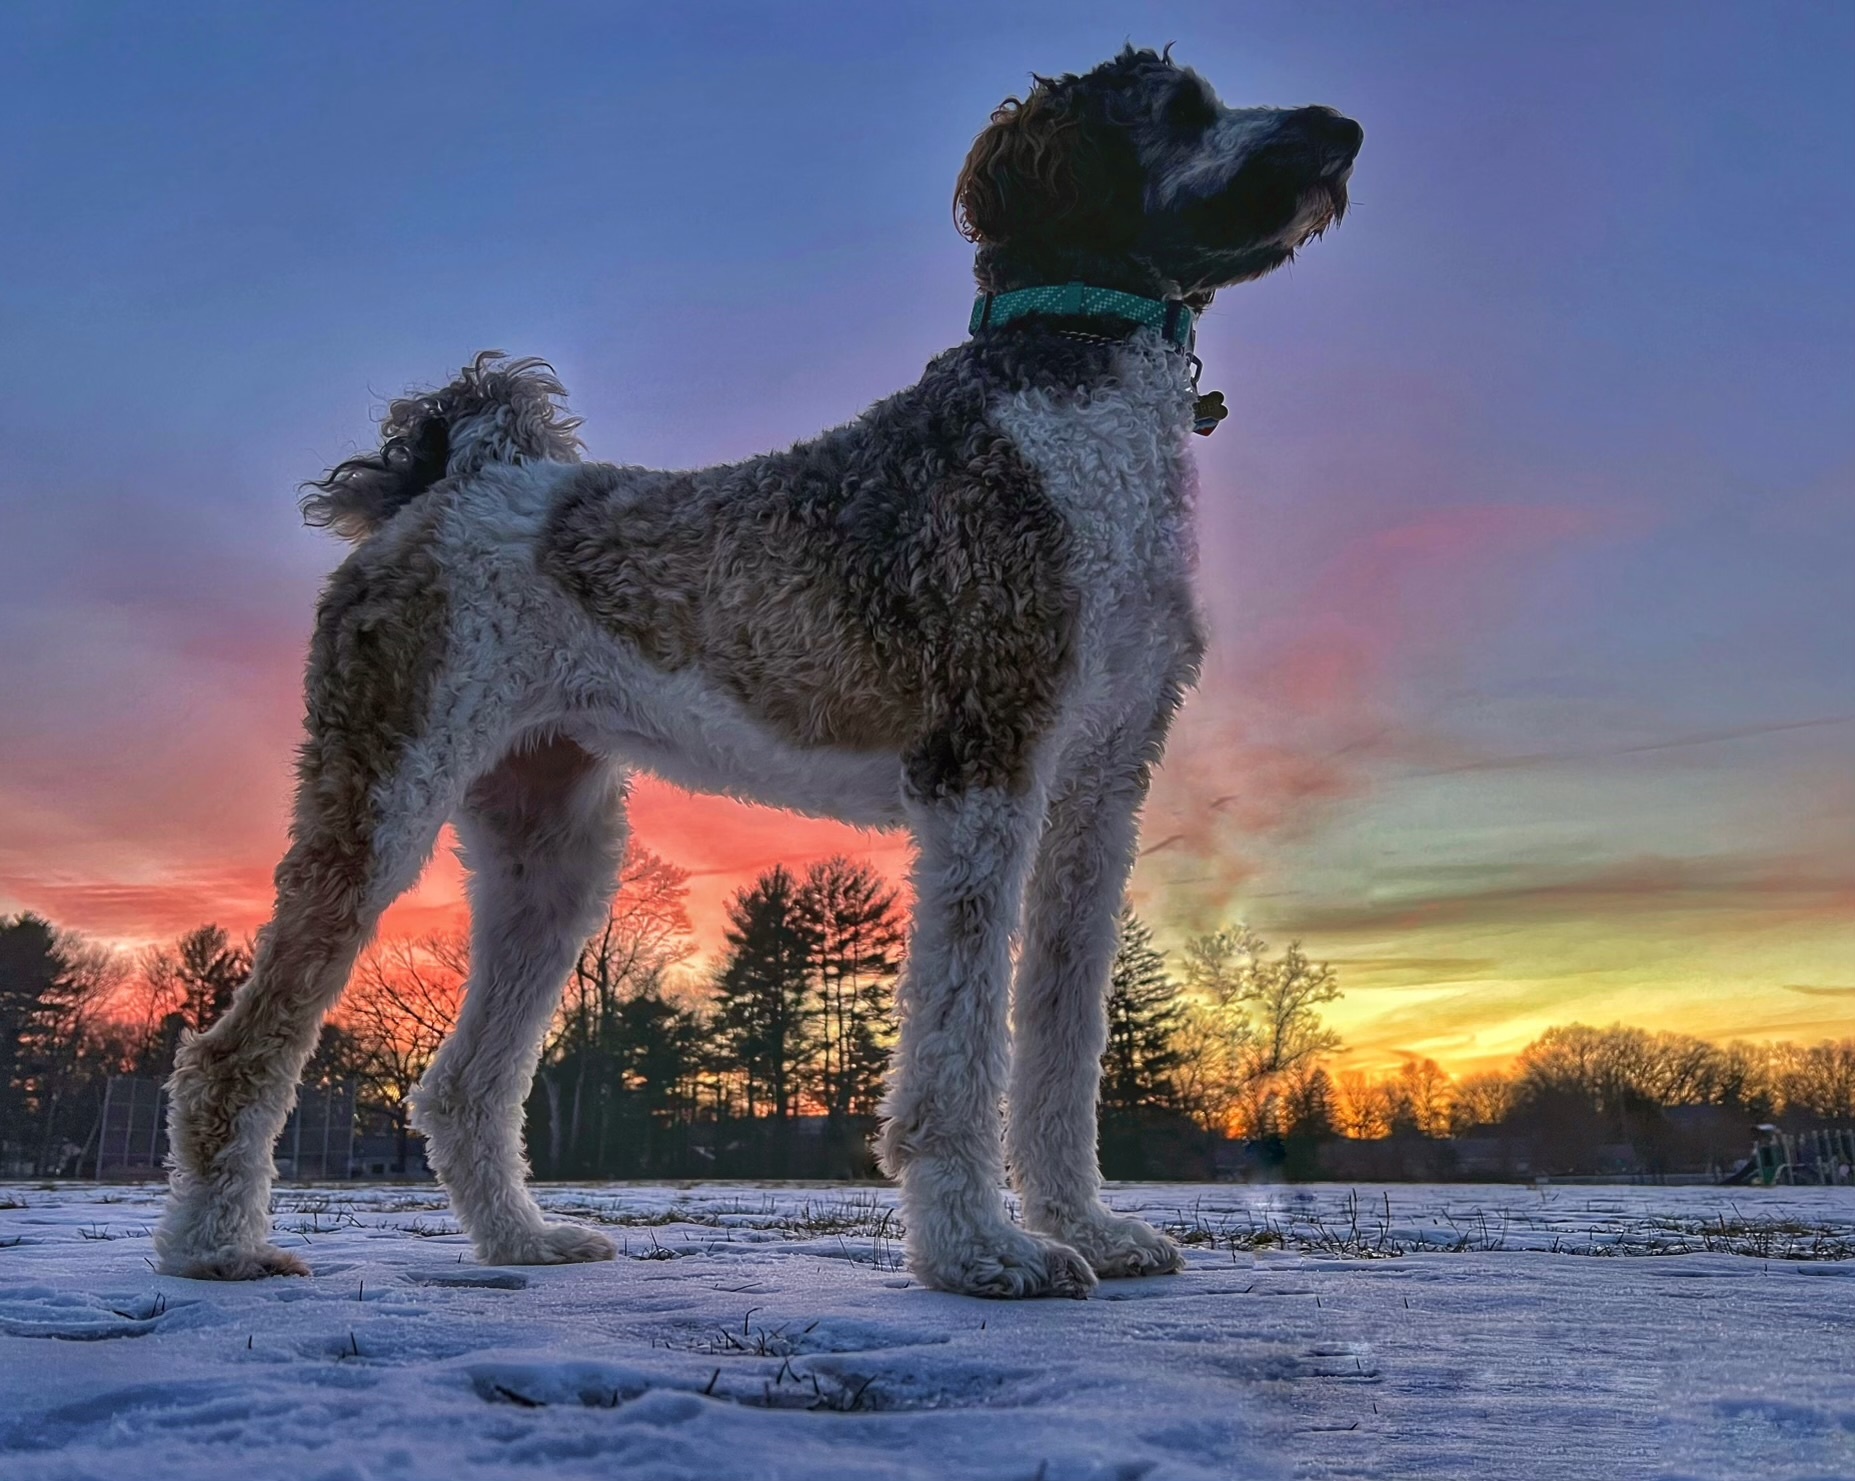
[955,46,1362,306]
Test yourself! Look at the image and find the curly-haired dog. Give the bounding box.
[158,48,1360,1298]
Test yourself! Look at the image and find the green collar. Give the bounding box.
[968,282,1195,349]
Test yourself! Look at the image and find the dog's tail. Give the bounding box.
[301,351,584,542]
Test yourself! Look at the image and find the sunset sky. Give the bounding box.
[2,3,1850,1076]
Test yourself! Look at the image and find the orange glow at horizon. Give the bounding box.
[371,781,916,954]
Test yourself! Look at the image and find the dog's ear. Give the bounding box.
[954,83,1143,248]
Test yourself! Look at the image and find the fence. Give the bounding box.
[94,1074,169,1176]
[94,1077,356,1180]
[276,1081,357,1180]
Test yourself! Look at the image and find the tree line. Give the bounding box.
[1319,1023,1855,1178]
[3,856,1849,1180]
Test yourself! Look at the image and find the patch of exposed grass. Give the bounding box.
[1568,1213,1855,1261]
[671,1311,819,1359]
[394,1217,461,1239]
[1159,1191,1443,1260]
[1153,1193,1855,1262]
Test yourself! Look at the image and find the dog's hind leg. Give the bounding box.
[409,734,626,1266]
[877,778,1097,1299]
[156,548,464,1279]
[1005,714,1186,1279]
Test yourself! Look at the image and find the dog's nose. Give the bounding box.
[1288,106,1364,164]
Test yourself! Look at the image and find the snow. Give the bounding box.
[4,1181,1855,1480]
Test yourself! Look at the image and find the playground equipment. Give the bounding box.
[1723,1125,1855,1186]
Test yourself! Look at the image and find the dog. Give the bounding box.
[156,47,1360,1298]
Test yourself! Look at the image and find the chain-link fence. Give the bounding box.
[93,1077,356,1180]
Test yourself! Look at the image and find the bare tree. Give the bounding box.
[1450,1071,1518,1133]
[539,846,701,1175]
[337,934,465,1171]
[1395,1057,1454,1137]
[1335,1069,1394,1140]
[1242,941,1343,1081]
[1176,927,1342,1137]
[1714,1040,1777,1116]
[1172,926,1261,1133]
[563,847,697,1040]
[1776,1041,1855,1121]
[1169,1004,1245,1134]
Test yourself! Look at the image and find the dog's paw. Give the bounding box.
[479,1222,617,1267]
[911,1225,1097,1300]
[161,1242,312,1281]
[1040,1209,1186,1280]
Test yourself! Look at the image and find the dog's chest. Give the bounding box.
[989,343,1198,662]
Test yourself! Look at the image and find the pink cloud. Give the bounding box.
[1142,501,1606,921]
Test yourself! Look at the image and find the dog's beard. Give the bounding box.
[1284,175,1350,247]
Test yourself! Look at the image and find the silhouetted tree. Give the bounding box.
[144,925,249,1037]
[537,846,700,1175]
[711,866,811,1122]
[1393,1057,1454,1137]
[1334,1069,1393,1140]
[1101,909,1184,1114]
[337,934,465,1172]
[1172,926,1261,1133]
[797,856,903,1123]
[1243,940,1342,1080]
[1,916,77,1167]
[1715,1040,1777,1119]
[0,918,129,1173]
[1282,1064,1339,1139]
[303,1020,369,1090]
[1774,1041,1855,1122]
[604,989,706,1171]
[1177,927,1342,1137]
[1281,1063,1339,1179]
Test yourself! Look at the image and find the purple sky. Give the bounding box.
[2,2,1851,1070]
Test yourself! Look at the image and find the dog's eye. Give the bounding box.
[1166,83,1217,133]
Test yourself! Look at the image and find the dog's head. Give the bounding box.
[956,47,1361,303]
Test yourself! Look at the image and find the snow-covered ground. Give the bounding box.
[4,1181,1854,1480]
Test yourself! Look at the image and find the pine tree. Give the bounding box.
[0,915,77,1146]
[1282,1064,1338,1138]
[796,857,903,1120]
[1101,908,1185,1114]
[710,866,812,1121]
[608,989,704,1171]
[143,924,250,1043]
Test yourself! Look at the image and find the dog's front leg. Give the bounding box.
[1006,718,1186,1280]
[877,783,1096,1299]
